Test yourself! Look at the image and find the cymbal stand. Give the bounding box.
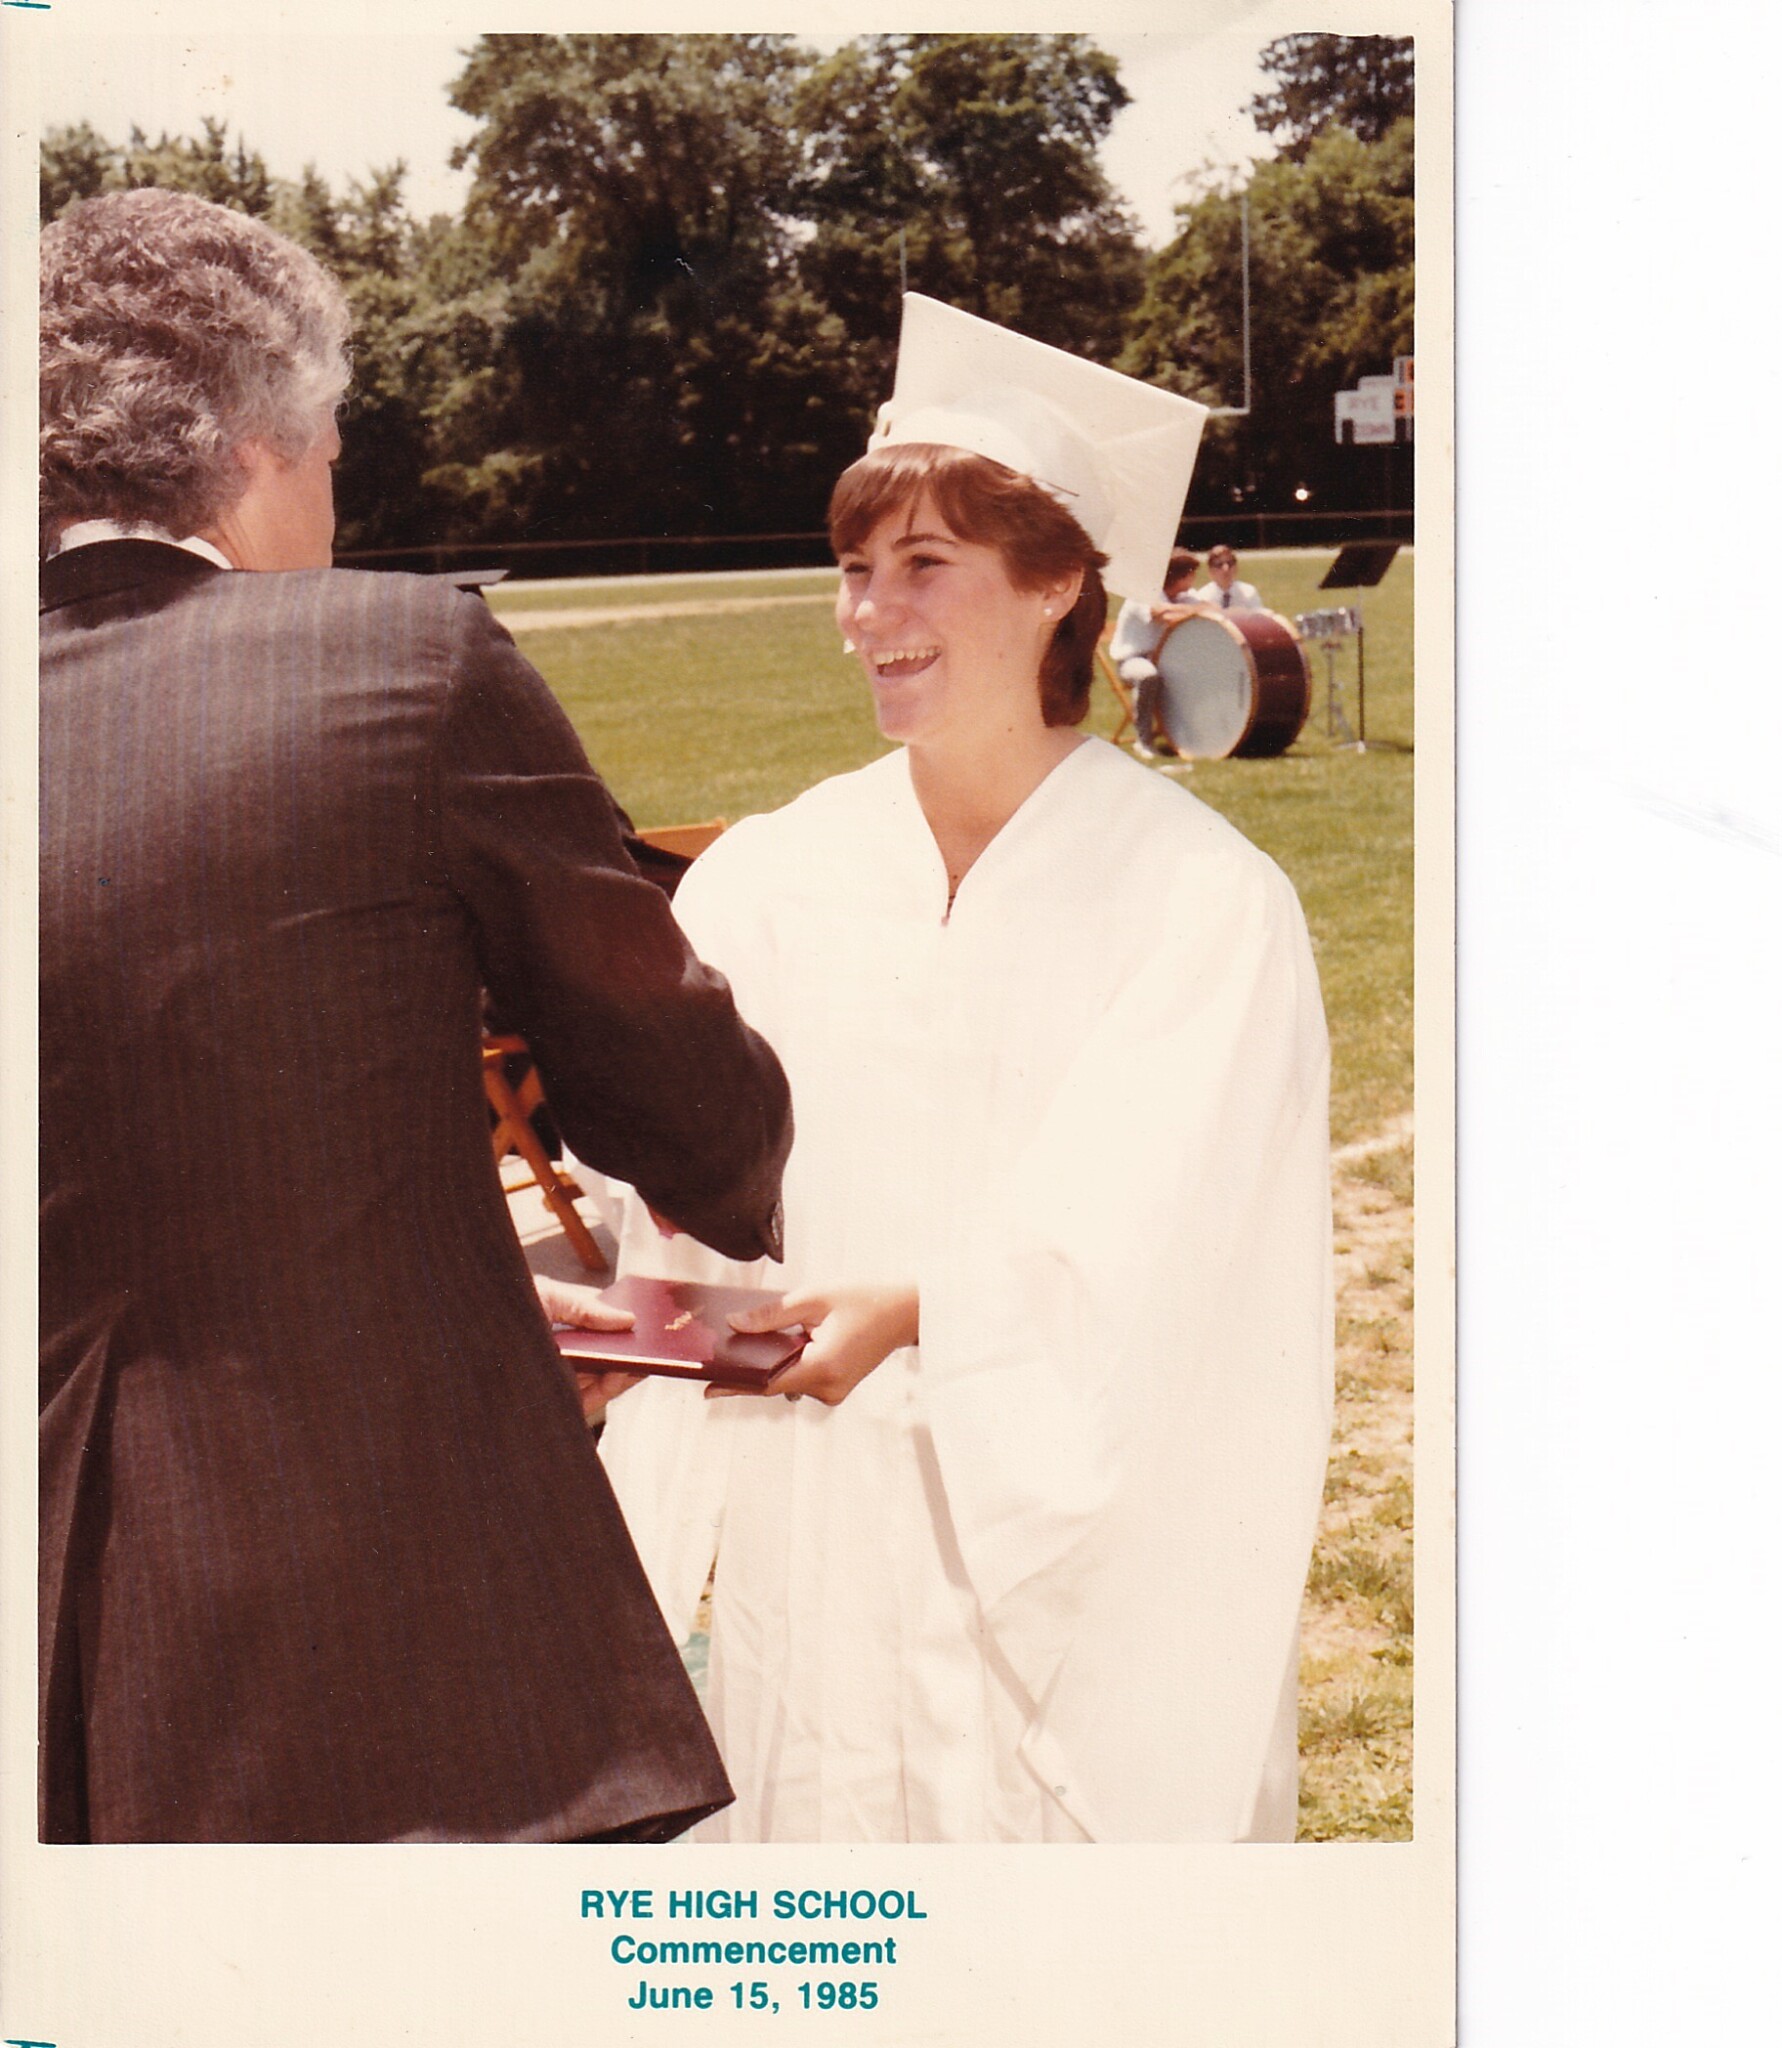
[1318,635,1358,746]
[1349,609,1368,752]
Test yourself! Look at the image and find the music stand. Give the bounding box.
[1318,542,1401,750]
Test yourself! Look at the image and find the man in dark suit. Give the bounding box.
[40,188,791,1841]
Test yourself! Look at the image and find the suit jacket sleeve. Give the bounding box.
[435,593,789,1261]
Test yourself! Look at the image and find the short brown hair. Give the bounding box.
[828,443,1108,727]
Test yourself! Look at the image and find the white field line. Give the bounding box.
[495,592,834,633]
[496,564,834,595]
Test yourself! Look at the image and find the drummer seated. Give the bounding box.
[1109,547,1202,761]
[1195,545,1264,612]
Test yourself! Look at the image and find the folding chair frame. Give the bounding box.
[482,1034,606,1272]
[1098,637,1137,747]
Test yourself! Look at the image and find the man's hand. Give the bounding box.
[533,1273,641,1422]
[714,1286,919,1408]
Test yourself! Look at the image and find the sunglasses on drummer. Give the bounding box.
[1209,554,1235,567]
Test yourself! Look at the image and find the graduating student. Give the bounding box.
[600,296,1334,1844]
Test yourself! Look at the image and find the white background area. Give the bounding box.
[4,0,1780,2040]
[1458,0,1780,2038]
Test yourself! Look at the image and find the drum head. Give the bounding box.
[1155,616,1253,758]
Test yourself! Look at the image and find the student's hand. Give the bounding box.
[711,1286,919,1408]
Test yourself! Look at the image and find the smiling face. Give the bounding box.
[836,495,1074,756]
[1206,549,1237,590]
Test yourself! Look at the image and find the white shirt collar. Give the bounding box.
[52,520,233,571]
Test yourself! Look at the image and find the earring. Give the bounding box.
[841,638,856,654]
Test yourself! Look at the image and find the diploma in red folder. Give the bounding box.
[552,1277,807,1392]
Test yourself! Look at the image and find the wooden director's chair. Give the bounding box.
[626,818,726,861]
[482,819,728,1270]
[482,1032,605,1268]
[1098,632,1137,747]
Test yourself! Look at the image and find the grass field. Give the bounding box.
[493,549,1418,1842]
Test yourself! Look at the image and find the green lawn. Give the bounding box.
[492,547,1414,1146]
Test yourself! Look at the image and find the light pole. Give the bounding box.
[1208,190,1253,420]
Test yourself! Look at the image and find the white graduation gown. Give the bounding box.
[599,738,1333,1842]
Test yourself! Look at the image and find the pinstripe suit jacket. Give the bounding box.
[39,541,790,1842]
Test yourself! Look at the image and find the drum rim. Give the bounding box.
[1152,608,1308,759]
[1154,610,1263,758]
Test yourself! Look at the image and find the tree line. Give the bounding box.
[41,32,1414,555]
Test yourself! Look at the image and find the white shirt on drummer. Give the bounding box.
[51,520,233,570]
[1195,577,1263,612]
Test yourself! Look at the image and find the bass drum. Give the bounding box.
[1154,608,1311,759]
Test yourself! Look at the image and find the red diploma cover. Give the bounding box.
[553,1277,807,1392]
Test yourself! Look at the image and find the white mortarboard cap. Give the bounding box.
[869,293,1208,603]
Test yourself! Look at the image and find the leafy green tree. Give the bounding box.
[1249,34,1415,160]
[1122,118,1414,511]
[792,32,1143,404]
[40,116,275,221]
[40,121,119,219]
[451,34,804,290]
[120,118,277,216]
[295,168,457,552]
[439,32,1152,539]
[441,33,841,539]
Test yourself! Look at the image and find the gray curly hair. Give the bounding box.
[40,187,353,549]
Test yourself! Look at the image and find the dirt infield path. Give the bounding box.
[1332,1110,1415,1168]
[495,593,832,634]
[1300,1116,1416,1838]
